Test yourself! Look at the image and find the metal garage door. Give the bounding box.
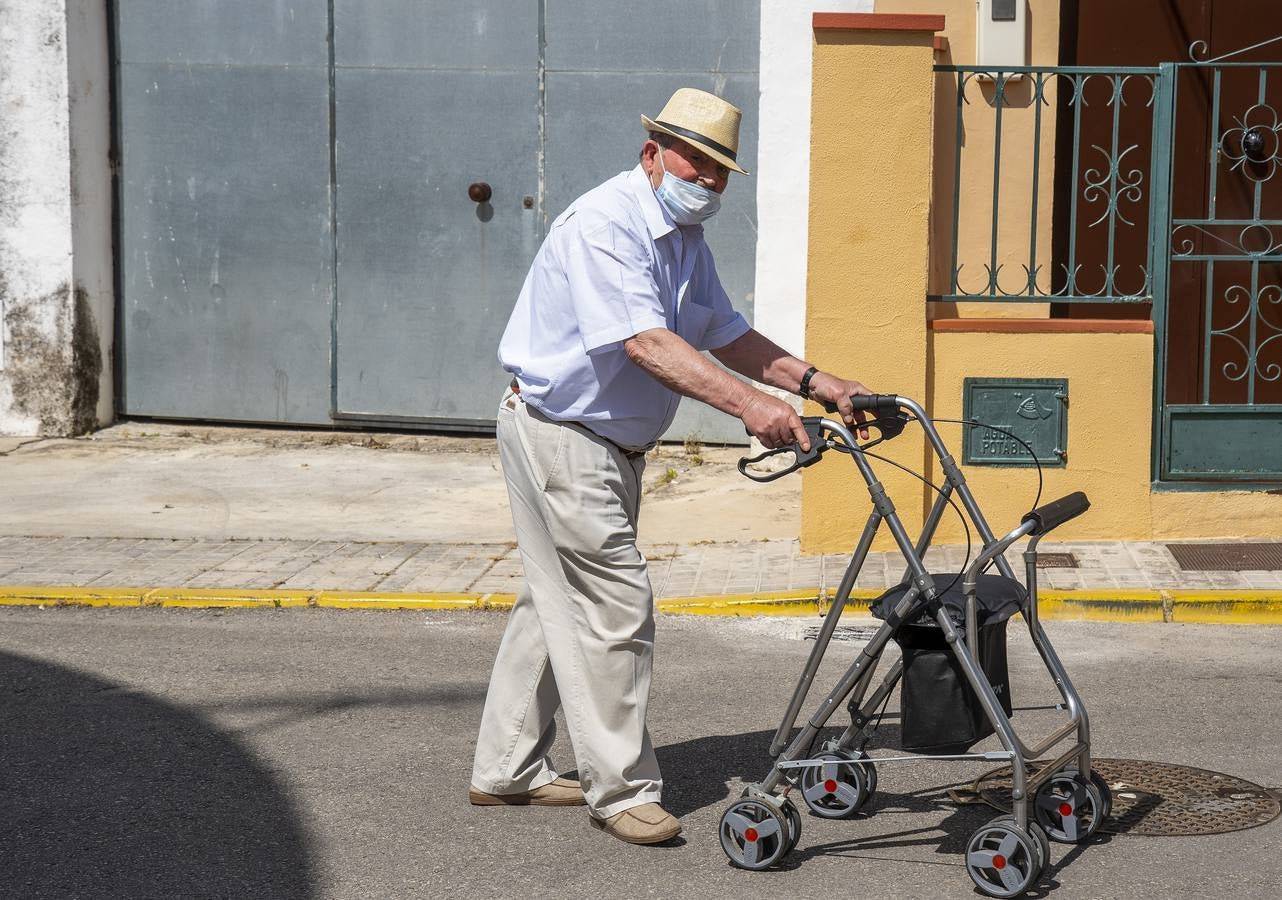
[116,1,335,424]
[115,1,759,442]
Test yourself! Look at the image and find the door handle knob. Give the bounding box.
[468,182,492,203]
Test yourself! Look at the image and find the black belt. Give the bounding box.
[613,443,650,461]
[510,379,649,460]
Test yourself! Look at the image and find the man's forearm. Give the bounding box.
[710,329,811,394]
[623,328,758,416]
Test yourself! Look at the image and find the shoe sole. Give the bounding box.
[588,815,682,845]
[468,788,586,807]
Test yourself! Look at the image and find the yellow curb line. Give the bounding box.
[1037,589,1169,623]
[314,591,517,610]
[0,586,1279,624]
[1167,590,1282,625]
[655,589,878,617]
[144,587,314,609]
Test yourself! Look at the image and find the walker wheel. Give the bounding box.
[719,798,791,870]
[1034,771,1106,843]
[799,752,869,819]
[965,817,1041,898]
[1029,820,1051,872]
[990,815,1050,874]
[781,798,802,854]
[1084,768,1114,821]
[836,747,878,798]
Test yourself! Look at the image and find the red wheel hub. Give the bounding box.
[992,854,1007,870]
[744,827,759,843]
[1059,802,1074,817]
[824,779,838,793]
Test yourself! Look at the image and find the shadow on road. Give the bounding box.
[658,725,925,820]
[0,650,315,899]
[198,683,489,737]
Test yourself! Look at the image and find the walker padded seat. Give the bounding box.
[870,573,1023,754]
[869,573,1024,631]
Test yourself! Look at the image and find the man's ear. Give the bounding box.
[640,139,659,169]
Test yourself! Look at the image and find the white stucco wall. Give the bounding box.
[67,0,116,428]
[754,0,873,362]
[0,0,113,436]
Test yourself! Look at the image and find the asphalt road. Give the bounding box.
[1,608,1279,899]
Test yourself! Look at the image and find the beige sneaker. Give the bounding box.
[590,803,682,845]
[468,776,586,807]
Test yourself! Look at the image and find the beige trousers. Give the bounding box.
[471,390,662,818]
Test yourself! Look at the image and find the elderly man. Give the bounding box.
[469,88,870,845]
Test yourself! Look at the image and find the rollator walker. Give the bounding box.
[719,395,1109,898]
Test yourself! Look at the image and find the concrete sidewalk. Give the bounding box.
[2,533,1281,596]
[3,533,1281,624]
[2,423,1280,622]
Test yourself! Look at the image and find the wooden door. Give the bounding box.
[1057,0,1282,414]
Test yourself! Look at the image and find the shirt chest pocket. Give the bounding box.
[675,300,715,347]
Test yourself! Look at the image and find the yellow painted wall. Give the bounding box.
[802,27,937,554]
[925,329,1154,542]
[928,329,1282,540]
[877,0,1063,319]
[814,324,1282,545]
[1151,491,1282,540]
[800,7,1281,553]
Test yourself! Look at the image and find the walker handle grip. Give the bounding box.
[820,394,901,415]
[1022,491,1091,535]
[818,394,910,441]
[737,418,827,482]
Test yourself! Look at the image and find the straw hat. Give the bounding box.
[642,88,749,176]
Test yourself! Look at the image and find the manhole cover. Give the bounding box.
[1166,541,1282,571]
[1035,552,1078,569]
[974,758,1280,836]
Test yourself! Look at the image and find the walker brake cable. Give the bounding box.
[929,418,1044,575]
[930,418,1044,513]
[867,675,896,740]
[827,433,973,601]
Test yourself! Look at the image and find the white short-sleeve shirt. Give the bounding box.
[498,165,750,449]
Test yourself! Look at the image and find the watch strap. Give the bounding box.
[798,366,819,400]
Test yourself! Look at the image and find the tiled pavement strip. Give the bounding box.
[2,535,1280,597]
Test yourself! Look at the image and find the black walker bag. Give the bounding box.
[871,574,1022,754]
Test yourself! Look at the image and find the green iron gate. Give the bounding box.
[1155,47,1282,481]
[932,40,1282,483]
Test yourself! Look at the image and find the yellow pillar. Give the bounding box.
[802,13,943,553]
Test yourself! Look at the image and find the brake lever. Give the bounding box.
[820,401,910,440]
[737,417,827,483]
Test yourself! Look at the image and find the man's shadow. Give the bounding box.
[0,650,315,899]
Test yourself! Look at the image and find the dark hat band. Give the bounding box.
[652,120,737,163]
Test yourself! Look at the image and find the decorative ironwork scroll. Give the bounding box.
[931,66,1159,303]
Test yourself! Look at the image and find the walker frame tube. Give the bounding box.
[752,401,1094,835]
[769,509,882,757]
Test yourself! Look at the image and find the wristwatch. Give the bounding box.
[798,366,820,400]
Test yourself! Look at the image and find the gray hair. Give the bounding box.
[640,131,674,161]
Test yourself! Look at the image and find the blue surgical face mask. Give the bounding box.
[654,150,721,225]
